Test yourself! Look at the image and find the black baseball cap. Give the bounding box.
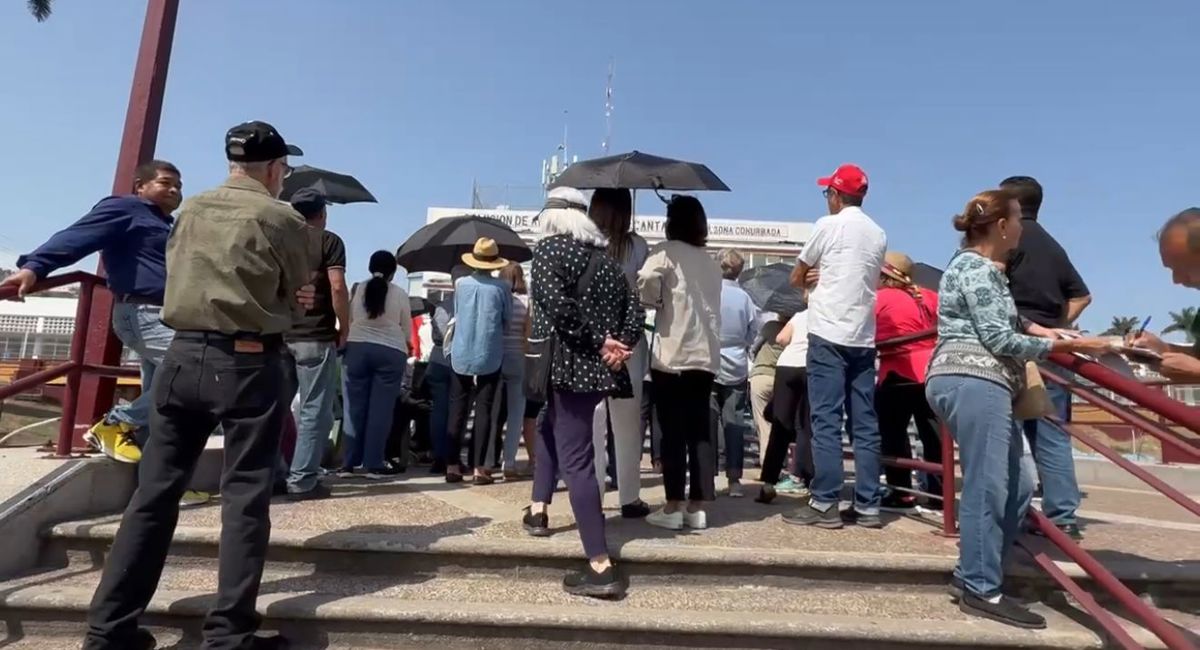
[225,120,304,162]
[290,188,327,218]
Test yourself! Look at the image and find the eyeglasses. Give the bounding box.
[274,159,294,179]
[822,188,833,198]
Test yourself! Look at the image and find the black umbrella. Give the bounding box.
[396,215,531,274]
[911,263,943,292]
[548,150,731,191]
[281,165,378,204]
[409,296,436,317]
[738,263,806,316]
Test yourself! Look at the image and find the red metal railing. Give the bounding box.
[0,273,139,456]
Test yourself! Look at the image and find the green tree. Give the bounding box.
[1163,307,1198,343]
[27,0,52,21]
[1101,316,1141,337]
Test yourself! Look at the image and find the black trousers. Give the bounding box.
[652,369,715,502]
[875,373,943,496]
[447,370,501,469]
[85,332,290,650]
[760,366,814,486]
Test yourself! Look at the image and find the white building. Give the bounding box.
[409,206,814,297]
[0,296,79,360]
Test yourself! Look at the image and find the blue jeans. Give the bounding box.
[501,348,526,468]
[806,334,881,514]
[343,342,407,470]
[927,375,1031,599]
[107,303,174,445]
[285,341,339,493]
[1022,375,1079,525]
[425,362,451,464]
[710,382,747,480]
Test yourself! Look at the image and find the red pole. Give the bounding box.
[1049,352,1200,434]
[56,280,95,456]
[939,424,957,537]
[72,0,180,445]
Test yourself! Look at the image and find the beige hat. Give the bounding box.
[462,237,509,271]
[881,251,915,285]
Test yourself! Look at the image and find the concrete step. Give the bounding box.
[43,519,1200,610]
[0,554,1181,649]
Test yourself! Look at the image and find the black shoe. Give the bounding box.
[563,563,625,600]
[1031,522,1083,540]
[473,474,495,486]
[445,472,464,484]
[242,634,291,650]
[127,627,157,650]
[781,502,843,529]
[430,459,447,474]
[959,593,1046,629]
[948,576,965,602]
[621,499,651,519]
[365,464,406,480]
[880,492,917,514]
[287,483,332,502]
[523,506,550,537]
[842,508,883,529]
[755,484,777,504]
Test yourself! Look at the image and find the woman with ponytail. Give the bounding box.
[873,251,943,512]
[341,250,412,478]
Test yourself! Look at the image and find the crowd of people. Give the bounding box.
[6,118,1199,645]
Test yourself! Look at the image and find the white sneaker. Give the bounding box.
[646,507,684,531]
[683,508,708,530]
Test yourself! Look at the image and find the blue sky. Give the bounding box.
[0,1,1194,334]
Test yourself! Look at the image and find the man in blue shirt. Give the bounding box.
[712,249,760,498]
[1,160,182,464]
[446,237,511,484]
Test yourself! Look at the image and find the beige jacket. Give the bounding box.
[638,240,722,375]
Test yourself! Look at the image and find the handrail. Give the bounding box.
[1050,352,1200,435]
[1021,547,1142,649]
[0,271,100,302]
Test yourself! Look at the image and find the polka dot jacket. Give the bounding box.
[531,234,645,398]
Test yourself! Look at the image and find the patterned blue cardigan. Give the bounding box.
[927,250,1052,393]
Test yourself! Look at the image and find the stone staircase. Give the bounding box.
[0,470,1198,648]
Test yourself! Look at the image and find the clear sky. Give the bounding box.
[0,1,1195,334]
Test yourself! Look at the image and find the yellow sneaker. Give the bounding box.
[179,490,211,508]
[84,421,141,464]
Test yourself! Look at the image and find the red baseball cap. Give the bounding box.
[817,164,868,197]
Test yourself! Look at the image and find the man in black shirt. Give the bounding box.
[1001,175,1091,539]
[284,189,350,500]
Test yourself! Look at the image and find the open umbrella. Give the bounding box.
[281,165,377,204]
[911,263,943,292]
[409,296,436,317]
[549,150,730,192]
[396,215,531,274]
[738,263,806,316]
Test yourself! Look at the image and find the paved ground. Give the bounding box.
[0,446,75,505]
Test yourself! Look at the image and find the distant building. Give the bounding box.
[0,296,136,364]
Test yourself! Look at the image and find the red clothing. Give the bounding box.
[410,315,424,359]
[875,286,938,384]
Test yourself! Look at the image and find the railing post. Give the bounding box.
[55,280,95,456]
[939,424,958,537]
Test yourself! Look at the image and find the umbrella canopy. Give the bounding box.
[410,296,436,318]
[281,165,377,204]
[549,150,730,191]
[396,215,531,274]
[738,263,806,316]
[910,263,943,292]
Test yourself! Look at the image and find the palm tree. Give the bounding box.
[1101,316,1141,337]
[28,0,52,21]
[1163,307,1198,342]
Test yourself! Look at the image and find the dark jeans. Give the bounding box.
[652,369,716,502]
[710,382,747,480]
[532,390,607,558]
[807,334,882,514]
[761,366,813,486]
[425,362,452,464]
[85,333,290,650]
[344,342,407,470]
[447,370,502,469]
[875,373,943,498]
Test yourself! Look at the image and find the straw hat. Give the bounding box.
[881,251,915,285]
[461,237,509,271]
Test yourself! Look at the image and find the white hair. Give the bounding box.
[228,159,273,175]
[538,187,607,247]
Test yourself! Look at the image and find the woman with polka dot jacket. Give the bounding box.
[522,187,644,600]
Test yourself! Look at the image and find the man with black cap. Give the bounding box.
[284,187,349,500]
[84,121,314,650]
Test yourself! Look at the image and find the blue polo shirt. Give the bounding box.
[17,195,173,304]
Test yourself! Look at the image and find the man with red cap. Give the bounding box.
[786,164,887,529]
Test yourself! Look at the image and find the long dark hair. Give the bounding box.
[590,188,634,261]
[363,250,396,319]
[665,195,707,247]
[499,261,527,295]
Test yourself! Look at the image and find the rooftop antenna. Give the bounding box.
[602,60,614,154]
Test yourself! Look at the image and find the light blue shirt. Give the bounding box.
[450,273,511,376]
[717,279,761,386]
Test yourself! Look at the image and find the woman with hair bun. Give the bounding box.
[926,190,1109,628]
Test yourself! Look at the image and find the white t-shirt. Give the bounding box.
[797,207,887,348]
[777,311,811,368]
[348,281,412,353]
